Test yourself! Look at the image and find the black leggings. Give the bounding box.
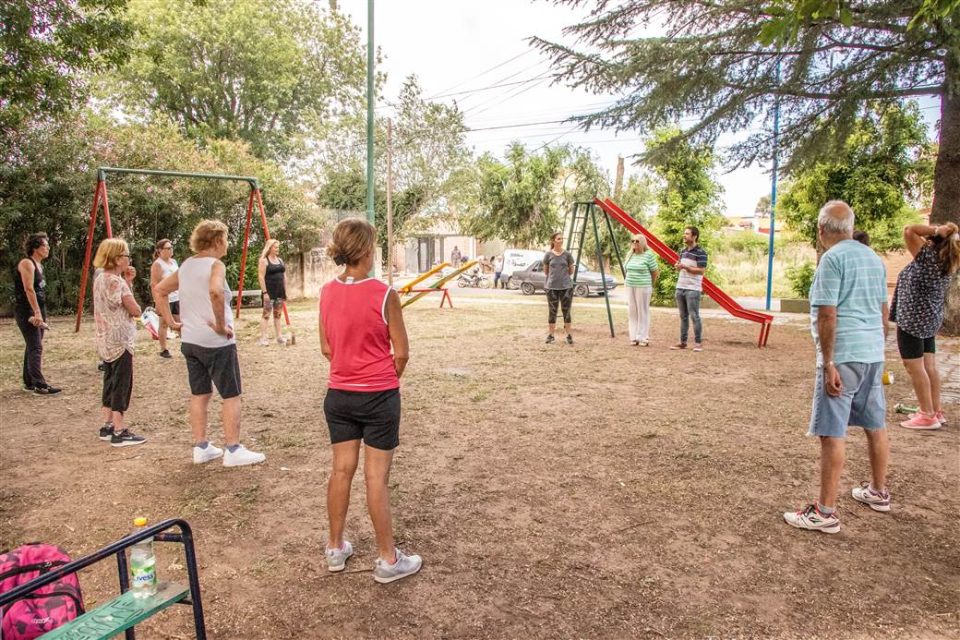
[14,306,47,389]
[547,288,573,325]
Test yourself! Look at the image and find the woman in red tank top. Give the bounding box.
[318,219,422,584]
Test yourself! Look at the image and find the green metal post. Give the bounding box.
[590,204,616,338]
[366,0,375,227]
[602,210,627,278]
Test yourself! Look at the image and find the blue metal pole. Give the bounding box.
[765,60,781,312]
[366,0,375,227]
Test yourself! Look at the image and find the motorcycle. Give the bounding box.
[457,269,493,288]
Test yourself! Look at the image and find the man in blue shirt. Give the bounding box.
[784,201,891,535]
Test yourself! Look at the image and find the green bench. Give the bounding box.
[41,582,189,639]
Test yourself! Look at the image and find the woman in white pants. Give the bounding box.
[623,235,659,346]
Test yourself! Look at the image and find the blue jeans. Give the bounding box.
[676,289,702,344]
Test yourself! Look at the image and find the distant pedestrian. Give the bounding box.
[150,239,179,358]
[624,235,659,346]
[93,238,146,447]
[319,218,422,584]
[784,201,890,535]
[13,232,60,395]
[154,220,266,468]
[257,239,287,345]
[853,230,871,246]
[891,221,960,429]
[670,226,707,352]
[450,245,461,269]
[543,232,575,345]
[493,255,504,289]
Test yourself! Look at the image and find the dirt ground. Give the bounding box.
[1,294,958,639]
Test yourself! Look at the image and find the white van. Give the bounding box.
[501,249,545,289]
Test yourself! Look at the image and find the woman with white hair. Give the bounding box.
[623,234,659,346]
[257,238,287,345]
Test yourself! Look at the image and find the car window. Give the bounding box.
[531,261,542,272]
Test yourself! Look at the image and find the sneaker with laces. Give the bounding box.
[258,338,271,346]
[325,541,353,572]
[851,482,891,512]
[545,334,555,344]
[692,343,703,352]
[223,444,266,467]
[900,413,941,430]
[111,429,146,447]
[159,349,172,359]
[193,443,224,464]
[99,424,115,441]
[669,342,687,350]
[783,503,840,534]
[276,336,287,345]
[34,385,62,396]
[936,410,948,426]
[565,333,573,345]
[373,548,422,584]
[22,385,35,392]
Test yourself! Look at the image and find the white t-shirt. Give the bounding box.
[156,257,179,302]
[178,256,235,348]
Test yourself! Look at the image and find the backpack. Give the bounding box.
[0,544,84,639]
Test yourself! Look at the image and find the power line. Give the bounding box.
[424,49,535,100]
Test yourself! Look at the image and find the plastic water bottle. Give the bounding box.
[129,517,158,598]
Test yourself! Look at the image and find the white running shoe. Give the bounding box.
[783,503,840,534]
[373,549,422,584]
[851,482,891,512]
[222,445,266,467]
[193,443,224,464]
[325,541,353,572]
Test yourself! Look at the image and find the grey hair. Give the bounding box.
[818,200,855,236]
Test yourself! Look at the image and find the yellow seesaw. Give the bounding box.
[398,261,450,294]
[401,260,478,308]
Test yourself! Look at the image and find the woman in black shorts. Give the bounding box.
[543,232,575,344]
[257,239,287,345]
[891,222,959,429]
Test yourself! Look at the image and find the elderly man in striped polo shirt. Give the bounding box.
[784,200,891,535]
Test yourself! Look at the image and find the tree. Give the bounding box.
[111,0,367,160]
[533,1,958,227]
[463,144,569,247]
[779,103,931,253]
[534,0,959,329]
[755,195,772,215]
[645,129,726,303]
[0,0,132,143]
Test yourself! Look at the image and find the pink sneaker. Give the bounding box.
[935,410,948,426]
[900,413,941,430]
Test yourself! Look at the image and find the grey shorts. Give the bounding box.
[807,362,886,438]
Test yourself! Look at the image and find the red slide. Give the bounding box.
[596,198,774,347]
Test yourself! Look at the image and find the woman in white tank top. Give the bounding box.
[150,239,179,358]
[153,220,265,468]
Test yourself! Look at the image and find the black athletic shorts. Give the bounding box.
[102,350,133,413]
[546,287,573,324]
[897,327,936,360]
[324,388,400,451]
[169,301,180,316]
[181,342,242,399]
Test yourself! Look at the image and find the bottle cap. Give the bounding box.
[134,517,147,527]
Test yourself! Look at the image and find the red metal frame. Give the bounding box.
[596,198,774,347]
[406,287,453,308]
[75,171,285,331]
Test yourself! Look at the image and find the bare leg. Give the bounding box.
[818,436,845,509]
[259,315,270,341]
[902,357,934,414]
[273,315,283,340]
[563,322,572,335]
[364,445,397,562]
[863,428,889,492]
[189,394,211,444]
[922,353,941,413]
[101,406,112,425]
[158,318,168,352]
[111,410,125,431]
[221,396,241,447]
[327,440,361,549]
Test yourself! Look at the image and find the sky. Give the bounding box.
[337,0,940,217]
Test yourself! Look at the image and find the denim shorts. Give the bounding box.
[807,362,886,437]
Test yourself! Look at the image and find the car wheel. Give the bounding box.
[507,277,519,290]
[573,283,589,297]
[520,282,536,295]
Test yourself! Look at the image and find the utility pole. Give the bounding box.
[613,156,625,201]
[366,0,375,228]
[387,118,394,286]
[765,59,781,312]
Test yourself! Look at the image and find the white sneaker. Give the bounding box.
[258,338,270,346]
[193,443,224,464]
[783,503,840,534]
[851,482,891,512]
[222,445,266,467]
[276,336,287,345]
[373,548,422,584]
[325,540,353,572]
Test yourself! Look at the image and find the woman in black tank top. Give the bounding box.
[14,233,60,394]
[257,239,288,345]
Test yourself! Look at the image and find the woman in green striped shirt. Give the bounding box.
[624,235,659,346]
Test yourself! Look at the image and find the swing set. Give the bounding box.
[74,166,287,332]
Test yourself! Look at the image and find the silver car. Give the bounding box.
[512,260,618,297]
